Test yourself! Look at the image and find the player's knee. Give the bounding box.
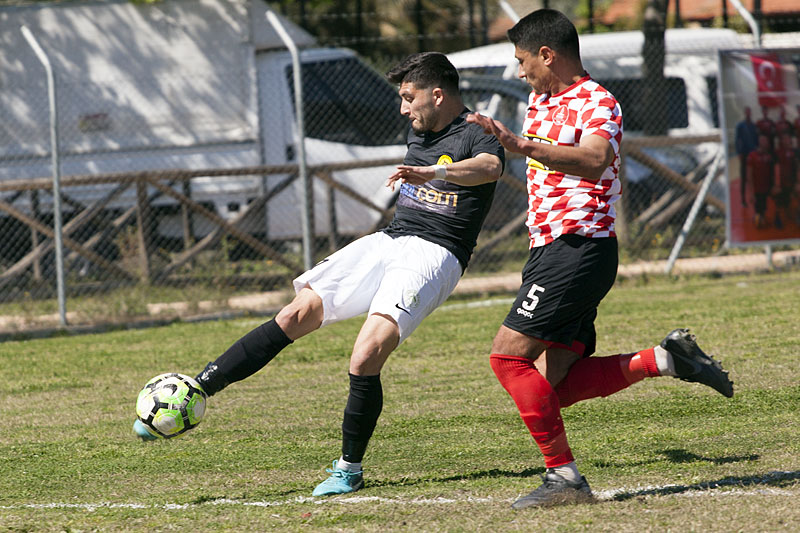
[350,338,395,376]
[490,327,513,355]
[349,350,386,376]
[276,290,323,338]
[491,326,546,360]
[490,353,525,385]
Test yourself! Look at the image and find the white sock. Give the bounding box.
[654,345,677,377]
[336,457,362,473]
[552,461,581,483]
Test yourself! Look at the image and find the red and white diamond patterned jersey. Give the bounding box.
[522,75,623,248]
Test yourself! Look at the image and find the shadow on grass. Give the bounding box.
[265,467,546,498]
[256,467,548,498]
[592,448,759,469]
[258,466,798,501]
[660,448,760,465]
[606,470,800,501]
[357,467,546,491]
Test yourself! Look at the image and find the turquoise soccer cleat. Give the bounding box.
[312,460,364,496]
[132,419,158,441]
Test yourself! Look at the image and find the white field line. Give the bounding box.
[2,472,797,512]
[0,496,496,512]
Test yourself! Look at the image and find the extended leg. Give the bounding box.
[196,287,324,396]
[554,330,732,407]
[554,347,661,407]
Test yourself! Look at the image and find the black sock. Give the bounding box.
[195,319,292,396]
[341,373,383,463]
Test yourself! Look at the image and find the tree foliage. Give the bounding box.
[268,0,499,68]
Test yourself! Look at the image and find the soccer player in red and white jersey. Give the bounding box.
[468,9,734,509]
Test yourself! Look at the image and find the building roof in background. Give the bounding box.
[600,0,800,24]
[489,1,800,42]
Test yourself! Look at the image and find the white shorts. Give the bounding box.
[292,233,462,343]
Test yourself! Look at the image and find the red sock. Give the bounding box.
[490,353,573,468]
[555,348,660,408]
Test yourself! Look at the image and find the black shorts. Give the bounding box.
[503,234,618,357]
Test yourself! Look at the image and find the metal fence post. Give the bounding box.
[135,178,153,283]
[266,11,313,271]
[665,149,723,274]
[21,25,67,326]
[728,0,761,47]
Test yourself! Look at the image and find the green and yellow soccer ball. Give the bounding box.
[135,373,207,439]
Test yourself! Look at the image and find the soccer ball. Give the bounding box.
[135,373,207,439]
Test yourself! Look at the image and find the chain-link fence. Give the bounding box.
[1,0,799,333]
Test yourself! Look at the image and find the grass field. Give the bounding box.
[1,270,799,532]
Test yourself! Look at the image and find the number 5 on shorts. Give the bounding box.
[521,284,545,312]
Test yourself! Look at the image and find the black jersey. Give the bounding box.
[383,109,505,270]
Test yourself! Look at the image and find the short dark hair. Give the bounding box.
[507,9,580,60]
[385,52,460,94]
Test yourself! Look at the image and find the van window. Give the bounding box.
[596,77,689,132]
[286,58,407,146]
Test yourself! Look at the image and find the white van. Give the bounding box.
[0,0,405,247]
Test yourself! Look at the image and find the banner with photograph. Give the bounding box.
[719,48,800,246]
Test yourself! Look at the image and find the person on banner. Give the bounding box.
[756,106,777,153]
[775,106,794,141]
[735,106,759,208]
[747,133,776,229]
[774,132,799,228]
[794,104,800,139]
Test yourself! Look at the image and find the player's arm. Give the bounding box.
[466,112,614,180]
[386,152,503,190]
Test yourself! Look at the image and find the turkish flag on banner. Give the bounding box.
[751,53,786,107]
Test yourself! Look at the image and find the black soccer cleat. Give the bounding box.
[661,328,734,398]
[511,470,594,509]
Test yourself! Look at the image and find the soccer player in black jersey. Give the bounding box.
[134,52,504,497]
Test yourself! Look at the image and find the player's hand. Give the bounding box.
[385,166,435,191]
